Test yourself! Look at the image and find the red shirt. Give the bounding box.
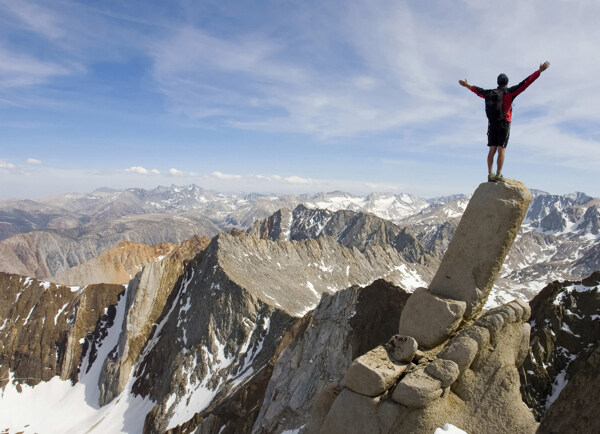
[470,70,541,122]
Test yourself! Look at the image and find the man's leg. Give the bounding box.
[487,146,497,174]
[496,146,506,176]
[496,122,510,178]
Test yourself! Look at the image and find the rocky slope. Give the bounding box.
[0,214,219,279]
[248,205,435,267]
[0,218,431,432]
[133,230,433,432]
[0,272,125,388]
[52,235,210,286]
[519,271,600,427]
[252,279,410,434]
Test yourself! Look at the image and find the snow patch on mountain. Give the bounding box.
[0,287,155,433]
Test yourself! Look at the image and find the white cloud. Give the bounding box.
[283,175,312,185]
[211,171,242,180]
[168,168,183,176]
[27,158,42,165]
[0,45,77,88]
[147,0,600,162]
[0,161,596,201]
[124,166,160,175]
[366,182,399,191]
[0,159,16,169]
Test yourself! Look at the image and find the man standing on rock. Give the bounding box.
[459,61,550,182]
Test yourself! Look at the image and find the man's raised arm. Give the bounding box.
[458,79,472,90]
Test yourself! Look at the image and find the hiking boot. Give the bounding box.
[494,174,505,182]
[488,174,497,182]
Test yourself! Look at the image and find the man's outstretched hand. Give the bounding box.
[459,79,471,89]
[539,61,550,72]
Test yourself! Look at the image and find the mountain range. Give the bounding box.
[1,184,598,299]
[0,183,598,433]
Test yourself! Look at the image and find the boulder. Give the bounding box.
[391,366,443,408]
[456,325,490,352]
[428,180,531,319]
[398,287,466,349]
[385,334,418,363]
[306,384,342,434]
[319,388,381,434]
[512,298,531,321]
[344,346,408,397]
[475,313,504,343]
[425,358,460,388]
[437,335,479,373]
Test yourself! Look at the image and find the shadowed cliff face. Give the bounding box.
[520,271,600,427]
[0,272,124,388]
[131,232,424,432]
[251,279,410,434]
[98,253,191,406]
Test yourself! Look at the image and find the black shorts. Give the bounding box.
[487,120,511,148]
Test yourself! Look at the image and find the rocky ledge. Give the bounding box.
[315,299,536,433]
[309,179,538,433]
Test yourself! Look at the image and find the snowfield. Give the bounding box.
[0,287,155,434]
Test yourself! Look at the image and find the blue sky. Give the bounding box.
[1,0,599,200]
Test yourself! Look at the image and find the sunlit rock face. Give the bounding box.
[0,272,124,388]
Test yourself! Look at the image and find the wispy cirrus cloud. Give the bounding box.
[148,0,600,156]
[0,0,65,39]
[0,45,79,88]
[1,0,599,199]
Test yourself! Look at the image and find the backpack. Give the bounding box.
[485,88,506,122]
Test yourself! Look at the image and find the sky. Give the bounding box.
[1,0,599,200]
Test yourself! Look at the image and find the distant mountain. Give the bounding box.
[0,213,220,279]
[502,191,600,289]
[1,184,597,303]
[247,204,436,266]
[52,235,210,286]
[0,185,431,241]
[0,185,438,280]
